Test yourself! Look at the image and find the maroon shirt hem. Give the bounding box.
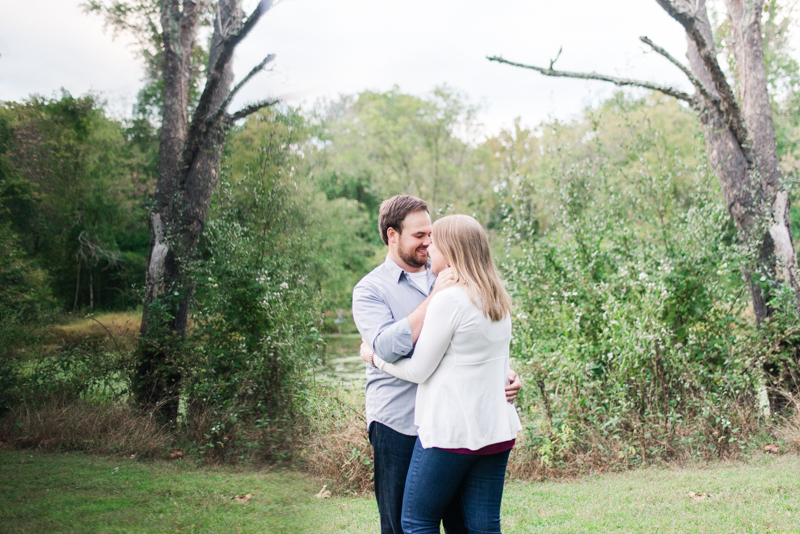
[439,438,515,455]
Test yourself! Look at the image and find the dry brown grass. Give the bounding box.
[47,311,141,349]
[299,383,374,494]
[0,397,174,457]
[774,397,800,454]
[294,384,781,491]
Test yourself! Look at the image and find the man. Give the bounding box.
[352,194,522,534]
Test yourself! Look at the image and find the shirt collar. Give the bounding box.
[384,254,431,284]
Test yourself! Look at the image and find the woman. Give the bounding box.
[362,214,521,534]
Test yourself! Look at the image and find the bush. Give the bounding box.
[0,220,56,414]
[0,396,172,456]
[502,107,768,473]
[181,109,343,463]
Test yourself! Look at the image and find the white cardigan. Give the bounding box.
[374,286,521,450]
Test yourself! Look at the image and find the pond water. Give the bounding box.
[317,333,365,383]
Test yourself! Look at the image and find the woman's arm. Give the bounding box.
[372,290,460,384]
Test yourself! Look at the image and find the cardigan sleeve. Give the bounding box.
[374,289,459,384]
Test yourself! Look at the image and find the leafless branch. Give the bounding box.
[212,54,276,123]
[639,35,717,107]
[225,0,275,49]
[486,55,695,103]
[549,47,562,70]
[229,98,280,122]
[184,0,276,168]
[653,0,753,161]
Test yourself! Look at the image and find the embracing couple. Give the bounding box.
[353,194,522,534]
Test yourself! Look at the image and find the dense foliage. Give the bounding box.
[0,92,153,312]
[182,109,372,459]
[502,96,758,468]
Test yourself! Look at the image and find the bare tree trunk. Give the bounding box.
[89,268,94,311]
[73,258,81,312]
[674,0,776,321]
[135,0,277,421]
[724,0,800,299]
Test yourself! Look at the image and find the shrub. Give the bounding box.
[502,108,768,473]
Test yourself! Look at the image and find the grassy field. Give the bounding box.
[2,449,799,533]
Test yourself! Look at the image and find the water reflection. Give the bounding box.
[318,333,365,382]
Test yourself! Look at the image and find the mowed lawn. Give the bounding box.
[2,449,799,533]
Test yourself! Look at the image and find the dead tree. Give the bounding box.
[135,0,278,420]
[488,0,800,410]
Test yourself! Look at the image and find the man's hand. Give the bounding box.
[360,338,375,366]
[505,370,522,404]
[432,267,457,295]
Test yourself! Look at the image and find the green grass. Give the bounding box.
[3,450,800,533]
[0,449,374,533]
[501,456,800,533]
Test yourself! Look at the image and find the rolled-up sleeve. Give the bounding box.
[374,290,458,383]
[353,283,414,363]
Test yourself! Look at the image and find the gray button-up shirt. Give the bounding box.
[352,255,435,436]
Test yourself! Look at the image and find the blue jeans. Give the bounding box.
[401,438,510,534]
[369,422,466,534]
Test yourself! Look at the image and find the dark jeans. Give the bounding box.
[401,438,510,534]
[369,422,466,534]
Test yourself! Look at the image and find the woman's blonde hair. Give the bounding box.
[432,214,512,321]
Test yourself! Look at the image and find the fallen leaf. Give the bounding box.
[83,440,94,444]
[0,438,8,447]
[764,443,780,455]
[235,494,253,503]
[169,449,183,460]
[687,491,707,501]
[315,485,331,499]
[130,453,137,459]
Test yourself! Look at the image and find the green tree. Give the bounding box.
[183,108,372,455]
[312,86,490,221]
[0,92,150,311]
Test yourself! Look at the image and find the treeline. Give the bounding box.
[0,84,559,318]
[4,46,800,474]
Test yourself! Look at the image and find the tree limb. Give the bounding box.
[229,98,280,122]
[549,47,562,70]
[639,35,717,106]
[212,54,276,123]
[183,0,275,169]
[486,55,695,103]
[653,0,753,161]
[225,0,275,49]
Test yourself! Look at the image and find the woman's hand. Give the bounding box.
[432,267,458,295]
[360,338,375,366]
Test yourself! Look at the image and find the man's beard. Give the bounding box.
[398,244,428,268]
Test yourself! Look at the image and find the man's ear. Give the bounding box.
[387,227,399,244]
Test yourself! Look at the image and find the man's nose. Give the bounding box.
[422,235,431,246]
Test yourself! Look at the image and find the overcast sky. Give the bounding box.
[0,0,752,137]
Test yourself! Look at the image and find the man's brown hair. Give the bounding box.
[378,195,429,245]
